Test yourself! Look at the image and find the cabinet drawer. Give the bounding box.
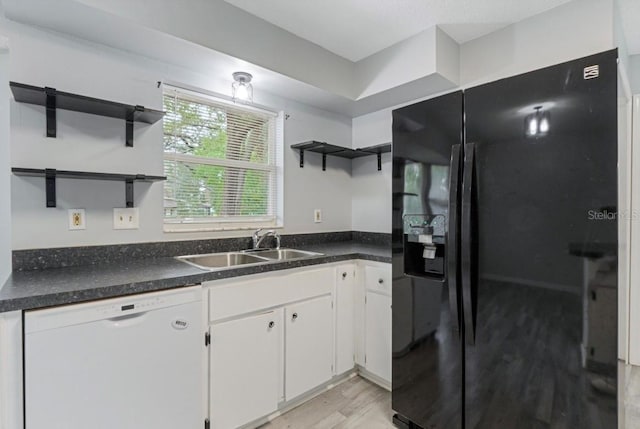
[208,267,334,322]
[364,265,392,296]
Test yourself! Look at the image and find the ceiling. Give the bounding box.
[3,0,639,118]
[223,0,574,61]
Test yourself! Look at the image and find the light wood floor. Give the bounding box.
[259,376,395,429]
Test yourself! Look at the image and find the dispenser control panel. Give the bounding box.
[403,214,446,279]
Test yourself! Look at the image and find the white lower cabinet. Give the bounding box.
[335,265,356,374]
[365,291,392,382]
[363,264,392,384]
[210,310,282,429]
[285,295,334,401]
[206,261,392,428]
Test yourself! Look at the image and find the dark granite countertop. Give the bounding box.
[0,242,391,313]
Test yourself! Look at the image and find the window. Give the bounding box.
[163,86,282,231]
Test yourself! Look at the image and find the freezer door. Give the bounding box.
[24,288,203,429]
[391,91,463,429]
[463,50,618,428]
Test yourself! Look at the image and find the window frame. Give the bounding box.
[162,84,284,233]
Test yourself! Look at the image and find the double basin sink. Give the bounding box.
[176,248,323,271]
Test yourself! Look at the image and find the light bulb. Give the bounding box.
[236,84,249,100]
[539,117,549,133]
[528,117,538,135]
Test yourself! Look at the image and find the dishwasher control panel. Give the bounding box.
[98,295,166,317]
[25,286,202,334]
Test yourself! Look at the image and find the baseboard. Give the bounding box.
[356,365,391,391]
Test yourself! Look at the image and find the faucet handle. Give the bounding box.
[252,228,264,248]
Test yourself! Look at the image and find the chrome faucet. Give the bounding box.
[252,229,281,249]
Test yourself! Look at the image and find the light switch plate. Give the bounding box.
[113,208,139,230]
[314,209,322,223]
[68,209,86,230]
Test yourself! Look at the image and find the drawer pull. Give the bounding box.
[378,278,384,284]
[292,312,298,321]
[342,272,347,279]
[268,321,275,329]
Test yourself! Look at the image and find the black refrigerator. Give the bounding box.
[391,49,618,429]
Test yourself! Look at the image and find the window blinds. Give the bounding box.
[163,87,277,225]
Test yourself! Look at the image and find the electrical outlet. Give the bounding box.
[68,209,86,230]
[314,209,322,223]
[113,208,139,230]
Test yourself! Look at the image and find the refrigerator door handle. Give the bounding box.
[447,144,462,335]
[461,142,477,345]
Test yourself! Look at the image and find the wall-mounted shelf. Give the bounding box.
[12,168,166,208]
[291,141,391,171]
[9,82,165,147]
[359,143,392,170]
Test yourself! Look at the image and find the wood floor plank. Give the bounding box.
[260,377,393,429]
[313,411,348,429]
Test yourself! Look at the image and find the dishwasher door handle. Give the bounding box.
[105,311,148,327]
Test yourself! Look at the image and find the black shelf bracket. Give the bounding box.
[125,179,134,208]
[377,153,382,171]
[125,106,145,147]
[126,110,134,148]
[45,87,56,138]
[322,154,327,171]
[45,168,57,207]
[299,149,304,168]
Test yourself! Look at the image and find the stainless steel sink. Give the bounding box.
[243,248,323,261]
[176,252,270,271]
[176,248,323,271]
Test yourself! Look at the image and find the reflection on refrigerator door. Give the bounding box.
[392,277,441,358]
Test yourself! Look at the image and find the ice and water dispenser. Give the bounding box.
[403,214,446,279]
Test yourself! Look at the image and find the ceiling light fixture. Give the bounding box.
[525,106,550,138]
[232,71,253,103]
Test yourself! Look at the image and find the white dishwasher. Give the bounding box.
[24,286,204,429]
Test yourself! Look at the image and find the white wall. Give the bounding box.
[0,41,9,283]
[351,109,393,233]
[352,109,392,150]
[351,154,391,233]
[628,95,640,366]
[460,0,615,87]
[356,27,441,100]
[6,20,353,250]
[630,55,640,93]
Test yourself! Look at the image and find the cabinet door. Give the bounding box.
[365,291,392,383]
[210,310,281,429]
[335,265,355,374]
[285,295,333,401]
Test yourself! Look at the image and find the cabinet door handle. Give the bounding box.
[292,312,298,321]
[342,272,347,279]
[378,278,384,284]
[268,321,275,329]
